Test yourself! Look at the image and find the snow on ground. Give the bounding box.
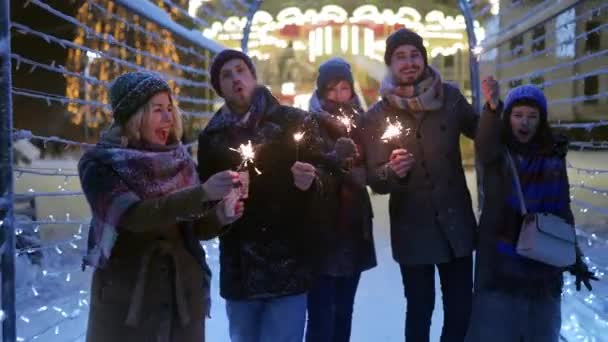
[10,151,608,341]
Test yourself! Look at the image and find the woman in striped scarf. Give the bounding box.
[466,84,597,342]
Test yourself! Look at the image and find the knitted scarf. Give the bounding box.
[79,125,199,268]
[380,66,444,112]
[493,137,572,297]
[498,138,571,248]
[309,90,367,232]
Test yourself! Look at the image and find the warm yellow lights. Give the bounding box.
[203,4,484,62]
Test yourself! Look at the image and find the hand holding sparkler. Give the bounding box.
[335,137,358,169]
[388,149,415,178]
[291,161,317,191]
[202,170,241,200]
[380,117,414,178]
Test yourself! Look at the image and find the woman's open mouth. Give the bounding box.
[155,127,170,142]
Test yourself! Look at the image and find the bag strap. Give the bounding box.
[505,150,528,215]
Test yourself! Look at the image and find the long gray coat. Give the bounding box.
[361,83,486,265]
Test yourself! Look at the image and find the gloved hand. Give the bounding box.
[334,137,357,165]
[569,257,599,291]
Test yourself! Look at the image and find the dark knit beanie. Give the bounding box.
[210,49,257,97]
[384,28,428,66]
[110,72,170,125]
[316,57,354,98]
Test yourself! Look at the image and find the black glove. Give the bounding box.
[334,137,357,166]
[569,257,599,291]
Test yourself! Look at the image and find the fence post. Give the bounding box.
[458,0,481,112]
[0,0,16,341]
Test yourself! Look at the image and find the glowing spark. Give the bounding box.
[293,132,305,142]
[230,140,261,175]
[381,117,403,142]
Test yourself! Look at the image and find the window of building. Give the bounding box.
[509,79,523,89]
[584,75,599,104]
[444,55,455,68]
[531,75,545,89]
[556,8,576,58]
[532,25,546,52]
[585,21,601,52]
[510,34,524,57]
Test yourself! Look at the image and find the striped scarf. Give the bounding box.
[380,66,444,112]
[497,144,571,256]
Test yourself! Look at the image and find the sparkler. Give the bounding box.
[337,107,357,135]
[293,131,305,161]
[380,117,404,144]
[230,140,261,175]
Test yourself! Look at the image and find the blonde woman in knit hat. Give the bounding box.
[80,71,244,342]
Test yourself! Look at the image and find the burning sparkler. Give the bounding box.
[380,117,404,143]
[230,140,261,175]
[293,131,305,160]
[337,107,357,135]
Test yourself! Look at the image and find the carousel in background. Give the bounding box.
[202,4,486,108]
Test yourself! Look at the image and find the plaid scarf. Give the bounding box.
[380,66,444,112]
[79,125,199,268]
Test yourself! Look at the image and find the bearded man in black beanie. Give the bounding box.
[360,28,500,342]
[197,49,336,342]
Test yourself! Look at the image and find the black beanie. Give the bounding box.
[384,28,428,66]
[110,72,170,125]
[210,49,257,97]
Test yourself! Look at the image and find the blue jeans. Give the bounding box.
[305,273,361,342]
[226,293,307,342]
[399,256,473,342]
[465,290,561,342]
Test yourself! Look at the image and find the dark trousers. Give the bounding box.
[305,273,362,342]
[399,255,473,342]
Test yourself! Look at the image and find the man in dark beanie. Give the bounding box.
[360,28,501,342]
[198,49,332,342]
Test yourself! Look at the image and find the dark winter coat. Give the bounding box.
[197,87,330,300]
[474,106,574,298]
[361,83,484,265]
[309,93,377,277]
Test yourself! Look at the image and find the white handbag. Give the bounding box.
[506,151,576,268]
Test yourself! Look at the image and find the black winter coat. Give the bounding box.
[197,87,330,300]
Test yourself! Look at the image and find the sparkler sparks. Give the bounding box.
[293,131,305,161]
[381,118,404,142]
[230,140,261,175]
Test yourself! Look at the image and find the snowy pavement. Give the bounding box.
[10,151,608,341]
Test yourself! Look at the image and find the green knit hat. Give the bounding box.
[110,72,171,125]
